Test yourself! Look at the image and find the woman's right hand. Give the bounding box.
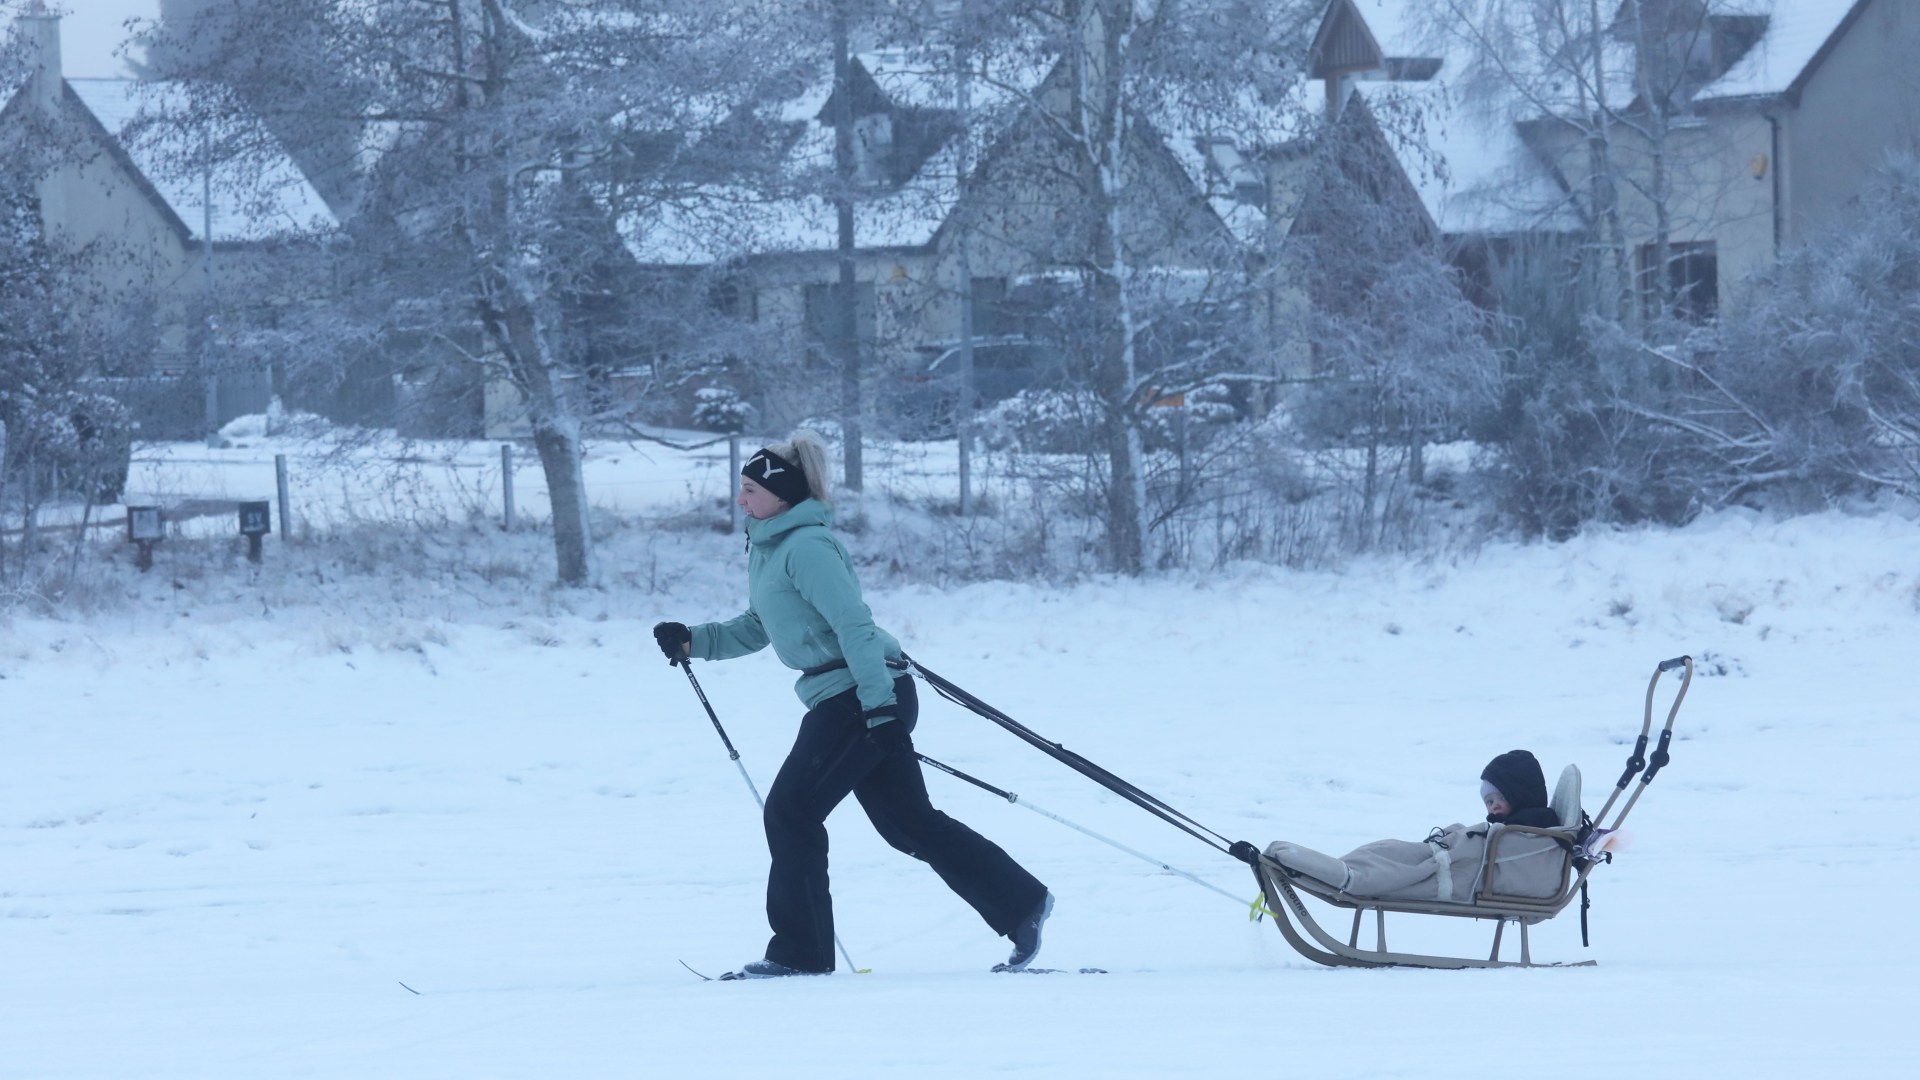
[652,621,691,663]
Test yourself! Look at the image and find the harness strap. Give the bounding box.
[903,653,1259,864]
[801,657,911,677]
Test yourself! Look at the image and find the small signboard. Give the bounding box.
[127,505,163,571]
[127,506,163,542]
[238,501,272,537]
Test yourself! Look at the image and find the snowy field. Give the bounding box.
[3,431,1919,1079]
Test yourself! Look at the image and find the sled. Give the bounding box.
[1250,655,1694,969]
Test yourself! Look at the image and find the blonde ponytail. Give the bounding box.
[770,430,833,504]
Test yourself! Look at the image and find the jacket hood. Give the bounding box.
[1481,750,1550,817]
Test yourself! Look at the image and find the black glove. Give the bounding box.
[652,621,691,663]
[863,706,912,752]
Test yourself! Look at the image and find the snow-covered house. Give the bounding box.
[1305,0,1919,320]
[620,46,1271,434]
[2,6,336,435]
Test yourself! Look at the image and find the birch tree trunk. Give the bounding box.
[1073,0,1147,574]
[466,0,593,585]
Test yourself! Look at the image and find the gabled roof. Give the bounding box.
[623,37,1278,269]
[1310,0,1581,236]
[1311,0,1431,77]
[64,78,336,243]
[1343,0,1432,61]
[621,127,960,266]
[619,47,1038,267]
[1352,79,1579,236]
[1695,0,1868,103]
[1152,82,1316,245]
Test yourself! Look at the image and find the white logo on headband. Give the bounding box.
[749,453,785,478]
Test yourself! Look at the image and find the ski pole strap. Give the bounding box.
[903,654,1257,864]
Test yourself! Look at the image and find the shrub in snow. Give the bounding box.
[691,388,754,433]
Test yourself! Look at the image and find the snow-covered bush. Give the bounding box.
[691,387,754,433]
[977,390,1101,454]
[1672,149,1920,508]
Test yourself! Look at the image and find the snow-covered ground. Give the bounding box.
[3,432,1918,1078]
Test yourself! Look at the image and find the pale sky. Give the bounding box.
[49,0,157,78]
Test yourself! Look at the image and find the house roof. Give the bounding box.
[1344,0,1431,60]
[620,47,1041,266]
[1311,0,1579,236]
[1695,0,1868,103]
[620,133,960,266]
[65,78,336,243]
[1128,59,1317,244]
[622,38,1278,268]
[1353,79,1578,236]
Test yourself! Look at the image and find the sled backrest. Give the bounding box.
[1550,764,1583,829]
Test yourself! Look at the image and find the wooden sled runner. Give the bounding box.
[1250,655,1694,969]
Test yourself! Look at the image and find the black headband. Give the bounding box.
[742,447,810,506]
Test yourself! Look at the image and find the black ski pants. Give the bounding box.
[761,673,1047,973]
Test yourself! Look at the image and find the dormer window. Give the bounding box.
[1201,137,1267,208]
[854,112,893,186]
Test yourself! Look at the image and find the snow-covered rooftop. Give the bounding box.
[1355,79,1577,236]
[622,131,960,266]
[1315,0,1580,236]
[66,78,337,242]
[1697,0,1862,102]
[1344,0,1436,60]
[622,47,1055,266]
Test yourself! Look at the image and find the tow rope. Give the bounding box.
[903,654,1262,866]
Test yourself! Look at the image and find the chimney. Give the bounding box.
[19,1,69,239]
[21,0,63,115]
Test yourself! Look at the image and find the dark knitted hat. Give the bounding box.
[741,447,810,506]
[1480,750,1549,812]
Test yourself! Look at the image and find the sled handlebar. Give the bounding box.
[1591,655,1693,833]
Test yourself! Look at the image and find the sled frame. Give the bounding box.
[1252,846,1601,970]
[1251,654,1692,970]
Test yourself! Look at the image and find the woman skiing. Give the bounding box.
[653,431,1052,978]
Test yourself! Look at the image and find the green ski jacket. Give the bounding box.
[688,499,903,719]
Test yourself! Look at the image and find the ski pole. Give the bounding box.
[918,752,1250,909]
[676,655,764,805]
[673,657,867,975]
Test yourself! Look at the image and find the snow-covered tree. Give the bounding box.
[1426,0,1759,326]
[0,172,135,581]
[918,0,1316,574]
[1633,149,1920,509]
[135,0,818,585]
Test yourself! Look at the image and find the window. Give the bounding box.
[853,113,894,187]
[968,276,1010,337]
[1638,241,1718,323]
[708,277,756,321]
[803,282,876,364]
